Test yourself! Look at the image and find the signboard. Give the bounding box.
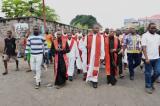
[14,23,29,57]
[14,23,29,38]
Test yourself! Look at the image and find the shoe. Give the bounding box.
[83,73,87,81]
[152,85,155,91]
[55,85,60,89]
[16,68,19,71]
[46,83,53,88]
[130,76,134,80]
[26,70,32,72]
[119,74,124,79]
[77,69,81,74]
[68,76,73,81]
[2,72,8,75]
[35,82,41,89]
[33,76,36,79]
[111,79,117,86]
[145,88,153,94]
[92,82,98,88]
[140,65,143,70]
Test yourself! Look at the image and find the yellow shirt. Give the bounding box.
[45,34,53,48]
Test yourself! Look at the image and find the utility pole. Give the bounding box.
[42,0,46,31]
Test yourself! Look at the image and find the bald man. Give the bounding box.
[104,29,121,85]
[51,31,70,89]
[86,24,105,88]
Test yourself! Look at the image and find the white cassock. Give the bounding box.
[76,41,82,70]
[86,34,105,82]
[67,39,79,76]
[78,38,87,73]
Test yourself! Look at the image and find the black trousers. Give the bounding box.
[118,53,123,75]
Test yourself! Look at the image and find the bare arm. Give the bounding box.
[142,46,148,60]
[4,39,6,54]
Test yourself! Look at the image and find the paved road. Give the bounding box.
[0,57,160,106]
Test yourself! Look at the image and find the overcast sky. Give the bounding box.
[0,0,160,28]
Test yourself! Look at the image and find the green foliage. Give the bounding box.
[70,15,99,29]
[73,23,88,29]
[137,26,145,35]
[2,0,59,21]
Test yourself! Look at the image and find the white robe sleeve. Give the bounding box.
[75,42,80,58]
[78,40,85,52]
[100,35,105,60]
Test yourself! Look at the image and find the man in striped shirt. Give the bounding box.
[25,26,48,89]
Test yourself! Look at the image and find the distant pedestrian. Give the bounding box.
[2,30,19,75]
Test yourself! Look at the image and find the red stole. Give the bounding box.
[53,37,69,80]
[72,35,77,41]
[87,33,101,76]
[104,36,118,76]
[62,34,68,41]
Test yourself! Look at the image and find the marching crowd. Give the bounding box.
[2,23,160,94]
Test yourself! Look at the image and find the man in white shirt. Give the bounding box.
[141,23,160,94]
[67,32,79,81]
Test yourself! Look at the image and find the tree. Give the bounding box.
[137,26,145,35]
[2,0,59,21]
[70,15,100,29]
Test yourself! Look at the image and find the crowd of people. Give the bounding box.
[2,23,160,94]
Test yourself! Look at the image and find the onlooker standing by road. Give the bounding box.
[2,30,19,75]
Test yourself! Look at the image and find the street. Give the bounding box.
[0,57,160,106]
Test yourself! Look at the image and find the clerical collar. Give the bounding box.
[109,36,114,39]
[93,33,97,35]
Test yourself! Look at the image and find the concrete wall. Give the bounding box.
[0,16,87,52]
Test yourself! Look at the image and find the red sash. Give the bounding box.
[87,33,101,76]
[62,34,68,41]
[72,35,77,41]
[104,36,118,76]
[69,39,75,50]
[53,37,69,80]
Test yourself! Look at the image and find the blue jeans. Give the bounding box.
[127,53,141,77]
[45,49,51,65]
[145,58,160,88]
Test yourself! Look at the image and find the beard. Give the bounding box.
[149,31,156,34]
[34,32,39,36]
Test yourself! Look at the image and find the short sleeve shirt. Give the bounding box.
[141,32,160,59]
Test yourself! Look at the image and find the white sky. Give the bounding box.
[1,0,160,28]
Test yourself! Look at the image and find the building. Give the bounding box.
[124,18,139,28]
[139,14,160,29]
[124,14,160,29]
